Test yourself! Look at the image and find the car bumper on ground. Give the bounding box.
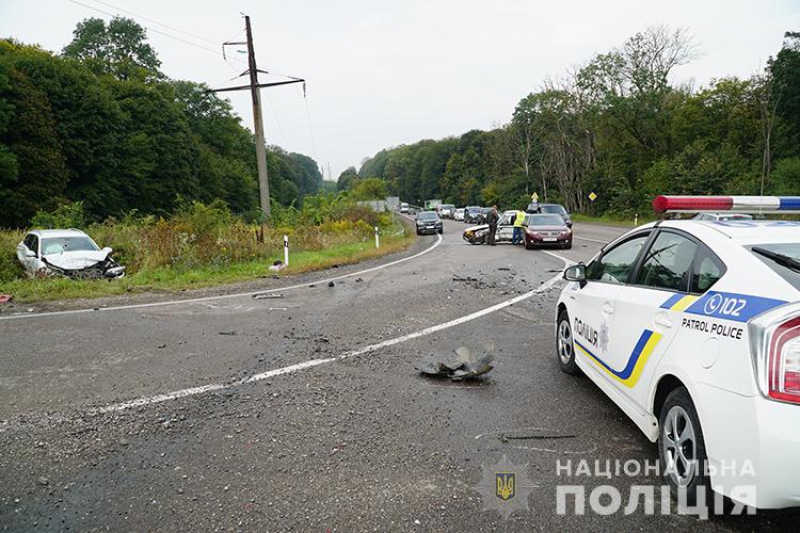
[696,383,800,509]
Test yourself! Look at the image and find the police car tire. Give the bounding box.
[556,310,580,375]
[658,387,710,505]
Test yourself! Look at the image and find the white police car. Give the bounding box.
[556,196,800,509]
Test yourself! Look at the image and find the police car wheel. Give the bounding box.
[556,311,580,375]
[658,387,710,504]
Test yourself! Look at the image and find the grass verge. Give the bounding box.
[0,230,414,304]
[571,213,656,227]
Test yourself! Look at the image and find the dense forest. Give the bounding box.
[349,27,800,216]
[0,17,322,228]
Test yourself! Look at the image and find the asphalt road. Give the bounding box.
[1,221,797,532]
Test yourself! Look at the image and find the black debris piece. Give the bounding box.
[328,281,335,288]
[416,347,493,381]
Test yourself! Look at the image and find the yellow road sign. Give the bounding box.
[588,192,597,202]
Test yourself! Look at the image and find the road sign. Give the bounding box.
[531,192,539,202]
[588,192,597,202]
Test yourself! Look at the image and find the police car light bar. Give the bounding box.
[653,195,800,214]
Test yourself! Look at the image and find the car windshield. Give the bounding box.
[417,212,438,221]
[528,214,566,226]
[750,243,800,290]
[442,204,454,209]
[541,205,567,215]
[41,236,99,255]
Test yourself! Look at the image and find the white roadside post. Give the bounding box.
[634,213,639,226]
[374,226,380,249]
[284,235,289,266]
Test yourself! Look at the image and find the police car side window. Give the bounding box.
[636,231,697,292]
[586,234,649,284]
[691,248,726,294]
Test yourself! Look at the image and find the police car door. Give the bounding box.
[569,231,653,376]
[604,229,699,409]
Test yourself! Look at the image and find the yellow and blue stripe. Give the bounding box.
[659,293,700,312]
[574,330,663,388]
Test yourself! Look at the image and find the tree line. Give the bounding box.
[348,27,800,215]
[0,17,322,228]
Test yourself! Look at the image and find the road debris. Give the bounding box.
[268,260,285,272]
[253,292,284,300]
[415,347,493,381]
[328,281,335,288]
[0,294,12,304]
[355,278,364,283]
[497,429,576,442]
[218,331,237,336]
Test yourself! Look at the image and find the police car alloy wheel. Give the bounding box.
[658,387,709,502]
[556,311,580,375]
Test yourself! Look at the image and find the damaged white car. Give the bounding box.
[16,229,126,279]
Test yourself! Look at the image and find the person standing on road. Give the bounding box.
[512,209,525,245]
[486,205,499,245]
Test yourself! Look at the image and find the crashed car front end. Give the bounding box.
[462,224,489,244]
[42,253,126,280]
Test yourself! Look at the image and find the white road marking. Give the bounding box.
[0,233,443,322]
[574,236,610,245]
[95,252,573,413]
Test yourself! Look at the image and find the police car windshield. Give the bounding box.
[751,243,800,289]
[417,212,438,221]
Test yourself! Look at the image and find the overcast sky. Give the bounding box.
[3,1,799,181]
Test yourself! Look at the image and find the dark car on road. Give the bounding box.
[415,211,443,235]
[464,206,483,224]
[524,213,572,249]
[539,203,572,228]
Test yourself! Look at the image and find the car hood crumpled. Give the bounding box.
[43,250,110,270]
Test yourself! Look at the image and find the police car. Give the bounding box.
[556,196,800,509]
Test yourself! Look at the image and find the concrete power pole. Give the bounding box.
[214,16,305,223]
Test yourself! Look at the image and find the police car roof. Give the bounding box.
[659,219,800,243]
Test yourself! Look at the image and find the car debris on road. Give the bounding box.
[415,347,494,381]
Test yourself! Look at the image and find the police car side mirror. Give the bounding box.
[564,264,587,286]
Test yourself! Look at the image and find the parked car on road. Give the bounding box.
[464,206,483,224]
[439,204,456,219]
[539,203,573,228]
[415,211,443,235]
[556,195,800,510]
[454,208,465,221]
[524,213,572,249]
[16,229,126,279]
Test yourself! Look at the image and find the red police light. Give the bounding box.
[653,196,734,213]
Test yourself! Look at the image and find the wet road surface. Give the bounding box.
[1,221,798,532]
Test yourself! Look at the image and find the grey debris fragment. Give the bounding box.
[416,347,493,381]
[253,292,284,300]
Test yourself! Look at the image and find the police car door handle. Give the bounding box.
[655,314,673,328]
[602,303,614,315]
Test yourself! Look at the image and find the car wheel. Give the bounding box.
[564,243,572,250]
[416,230,421,236]
[658,387,710,505]
[556,311,580,375]
[438,228,443,234]
[525,240,533,250]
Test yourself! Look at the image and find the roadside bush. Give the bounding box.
[0,230,25,283]
[30,202,86,229]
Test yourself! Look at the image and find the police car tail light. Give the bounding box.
[749,307,800,405]
[652,195,800,214]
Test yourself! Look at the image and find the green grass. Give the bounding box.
[0,232,414,303]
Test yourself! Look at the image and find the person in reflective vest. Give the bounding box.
[512,210,525,245]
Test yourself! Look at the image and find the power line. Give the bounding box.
[83,0,221,46]
[68,0,226,57]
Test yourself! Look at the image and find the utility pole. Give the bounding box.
[212,15,305,222]
[244,15,270,220]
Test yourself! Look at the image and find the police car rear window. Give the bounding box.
[750,243,800,291]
